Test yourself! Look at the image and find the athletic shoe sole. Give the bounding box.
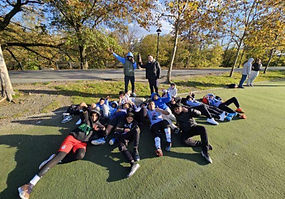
[201,151,213,163]
[127,163,140,178]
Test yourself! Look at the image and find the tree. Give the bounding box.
[47,0,155,70]
[244,0,285,73]
[0,0,43,101]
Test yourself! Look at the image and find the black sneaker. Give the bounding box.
[201,150,213,163]
[173,128,180,134]
[133,151,140,162]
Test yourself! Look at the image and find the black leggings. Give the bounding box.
[38,149,85,177]
[182,125,210,152]
[124,75,135,93]
[218,97,240,113]
[115,129,140,163]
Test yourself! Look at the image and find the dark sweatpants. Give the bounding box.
[218,97,240,113]
[181,125,210,153]
[150,120,170,138]
[148,78,159,94]
[115,129,140,163]
[124,75,135,93]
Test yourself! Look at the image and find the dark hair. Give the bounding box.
[170,83,175,86]
[126,112,135,118]
[119,91,124,95]
[99,98,104,101]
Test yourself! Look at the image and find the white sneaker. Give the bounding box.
[207,118,219,125]
[61,115,72,123]
[219,111,226,121]
[75,119,82,125]
[91,137,106,145]
[39,154,55,170]
[127,163,140,178]
[109,138,116,146]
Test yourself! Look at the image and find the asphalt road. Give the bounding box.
[8,67,285,84]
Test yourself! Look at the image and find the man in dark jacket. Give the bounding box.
[173,103,213,164]
[139,55,161,95]
[18,108,105,199]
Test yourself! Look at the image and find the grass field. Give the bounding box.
[1,80,285,199]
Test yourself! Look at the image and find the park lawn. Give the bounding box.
[52,70,285,105]
[1,80,285,199]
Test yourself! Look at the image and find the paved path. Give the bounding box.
[9,67,285,84]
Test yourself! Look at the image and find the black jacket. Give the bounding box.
[114,117,140,134]
[174,108,201,131]
[140,61,161,79]
[70,110,104,142]
[252,63,261,71]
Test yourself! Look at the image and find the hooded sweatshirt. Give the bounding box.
[167,86,177,98]
[151,92,171,110]
[113,52,137,76]
[242,58,254,75]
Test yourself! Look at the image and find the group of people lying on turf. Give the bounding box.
[18,84,246,199]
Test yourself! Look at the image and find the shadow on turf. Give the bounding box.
[0,119,210,198]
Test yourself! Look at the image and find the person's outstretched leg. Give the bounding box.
[222,97,240,108]
[189,125,212,163]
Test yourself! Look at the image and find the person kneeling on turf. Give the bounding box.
[18,108,103,199]
[113,112,141,177]
[173,103,213,163]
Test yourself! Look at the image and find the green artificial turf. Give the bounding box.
[1,80,285,199]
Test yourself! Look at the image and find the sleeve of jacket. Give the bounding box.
[113,52,126,64]
[156,61,161,79]
[161,92,171,103]
[188,108,201,117]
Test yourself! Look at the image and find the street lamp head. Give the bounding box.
[156,28,162,35]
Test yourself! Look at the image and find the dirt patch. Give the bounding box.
[0,82,71,126]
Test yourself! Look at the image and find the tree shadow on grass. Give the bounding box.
[0,118,211,198]
[18,89,116,99]
[175,81,226,89]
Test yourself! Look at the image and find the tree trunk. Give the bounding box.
[230,39,243,77]
[0,46,14,101]
[79,45,88,70]
[237,47,245,68]
[167,25,179,83]
[263,48,274,74]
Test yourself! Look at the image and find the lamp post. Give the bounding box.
[156,28,162,61]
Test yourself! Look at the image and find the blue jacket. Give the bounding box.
[113,52,137,69]
[151,92,171,110]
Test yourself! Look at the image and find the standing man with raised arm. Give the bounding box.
[138,55,161,95]
[108,48,137,97]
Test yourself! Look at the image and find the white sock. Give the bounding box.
[30,175,41,186]
[154,137,161,149]
[164,128,171,143]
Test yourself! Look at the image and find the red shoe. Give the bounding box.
[236,108,244,113]
[239,114,246,119]
[18,184,33,199]
[155,149,163,157]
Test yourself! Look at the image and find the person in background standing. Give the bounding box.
[247,58,262,86]
[238,58,254,88]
